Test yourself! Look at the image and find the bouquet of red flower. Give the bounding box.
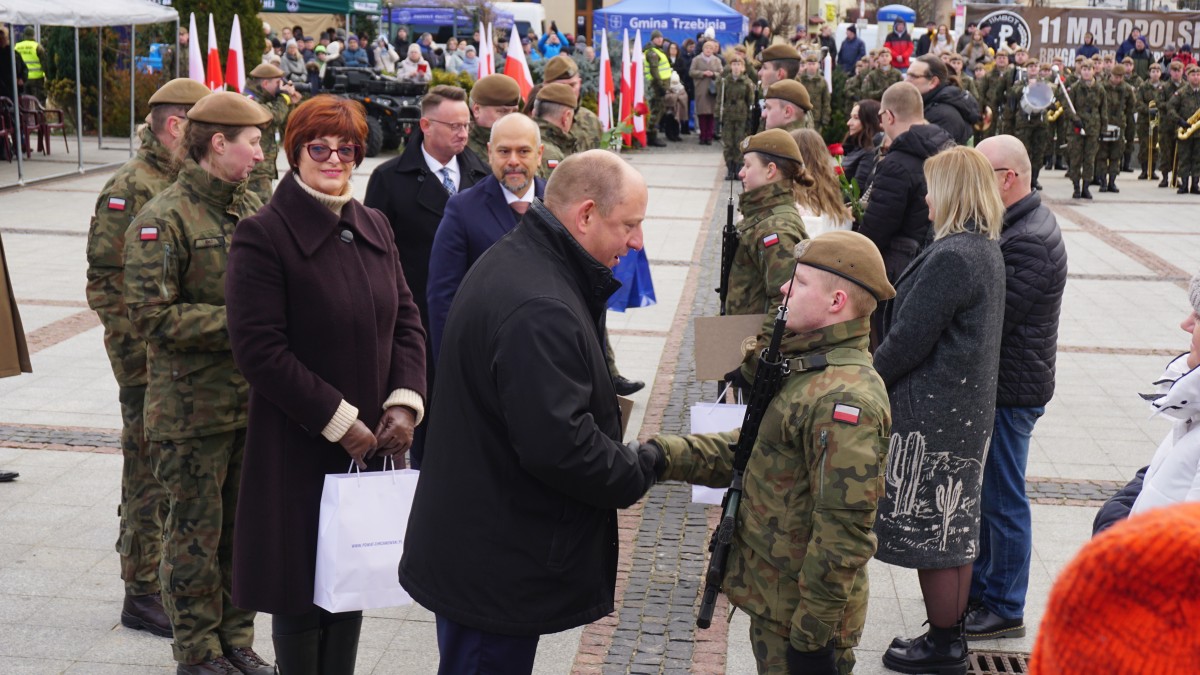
[828,143,864,223]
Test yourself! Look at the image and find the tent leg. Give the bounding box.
[130,23,136,156]
[76,27,83,173]
[11,22,23,183]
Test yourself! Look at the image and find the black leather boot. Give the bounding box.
[647,133,667,147]
[1108,174,1119,193]
[1081,181,1093,199]
[1138,169,1148,179]
[1072,178,1081,199]
[1098,177,1109,192]
[320,615,363,675]
[882,622,968,675]
[725,161,738,180]
[1160,170,1171,188]
[1055,155,1066,170]
[1192,176,1200,194]
[272,629,320,675]
[1179,176,1190,194]
[1151,170,1160,180]
[1032,167,1042,190]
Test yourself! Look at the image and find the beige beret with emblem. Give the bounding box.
[760,43,801,63]
[793,231,896,301]
[765,79,813,111]
[471,74,522,107]
[543,54,580,83]
[187,91,272,126]
[740,128,803,165]
[536,82,577,108]
[148,78,212,106]
[249,62,285,79]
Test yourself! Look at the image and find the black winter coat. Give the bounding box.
[398,201,651,636]
[996,192,1068,408]
[858,124,954,280]
[923,83,980,145]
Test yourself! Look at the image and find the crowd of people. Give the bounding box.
[0,10,1193,675]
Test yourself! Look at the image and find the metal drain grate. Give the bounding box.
[970,651,1030,674]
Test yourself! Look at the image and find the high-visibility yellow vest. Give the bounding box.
[15,41,43,80]
[643,46,671,83]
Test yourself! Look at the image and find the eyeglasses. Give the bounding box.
[425,118,470,134]
[304,143,362,164]
[993,167,1019,177]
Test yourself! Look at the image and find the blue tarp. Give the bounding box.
[592,0,746,49]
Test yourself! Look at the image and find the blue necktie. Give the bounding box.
[440,168,456,195]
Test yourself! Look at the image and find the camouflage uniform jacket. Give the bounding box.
[123,160,262,442]
[1168,83,1200,129]
[571,106,603,152]
[244,81,292,181]
[843,73,863,111]
[860,68,900,101]
[1102,80,1136,137]
[1068,79,1108,135]
[654,316,891,650]
[988,67,1018,131]
[536,118,577,179]
[1138,80,1164,116]
[86,125,177,387]
[800,73,831,129]
[721,74,756,124]
[467,122,491,166]
[726,180,807,319]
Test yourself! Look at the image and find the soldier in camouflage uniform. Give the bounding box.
[800,53,830,133]
[532,83,578,179]
[726,130,809,381]
[642,30,670,147]
[465,74,522,165]
[1066,59,1107,199]
[987,48,1016,137]
[843,58,868,115]
[721,55,757,179]
[761,80,812,134]
[543,55,603,152]
[1009,63,1051,190]
[87,78,210,640]
[243,63,301,204]
[1168,64,1200,194]
[122,92,273,675]
[861,51,901,101]
[756,44,803,136]
[1136,63,1164,180]
[647,232,894,674]
[1096,64,1136,193]
[1161,61,1188,188]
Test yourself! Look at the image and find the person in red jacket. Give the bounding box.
[885,19,914,71]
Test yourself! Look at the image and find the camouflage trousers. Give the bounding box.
[1177,136,1200,179]
[1066,132,1099,182]
[1014,122,1049,172]
[723,118,748,164]
[152,429,255,664]
[1136,120,1153,171]
[647,86,665,139]
[116,384,168,597]
[1159,127,1179,173]
[1095,138,1126,178]
[749,614,856,675]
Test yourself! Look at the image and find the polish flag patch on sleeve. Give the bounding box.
[832,403,861,425]
[107,197,127,211]
[139,226,159,241]
[547,159,560,170]
[762,233,780,248]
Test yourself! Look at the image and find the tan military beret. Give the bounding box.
[765,79,812,112]
[187,91,272,126]
[471,74,522,107]
[148,78,211,106]
[1150,62,1164,71]
[802,52,820,63]
[760,44,801,62]
[1122,56,1134,64]
[1074,54,1086,62]
[1170,60,1185,71]
[1111,64,1126,76]
[740,128,803,165]
[543,54,579,83]
[996,46,1013,57]
[793,231,896,301]
[1188,64,1200,76]
[536,82,577,108]
[249,63,285,79]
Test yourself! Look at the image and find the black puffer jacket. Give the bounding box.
[923,83,981,145]
[858,124,954,280]
[997,191,1068,407]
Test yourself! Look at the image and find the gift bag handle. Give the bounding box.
[346,456,399,485]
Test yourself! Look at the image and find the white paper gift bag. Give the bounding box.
[313,463,419,612]
[688,400,746,505]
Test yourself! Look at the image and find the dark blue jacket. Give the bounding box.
[1077,43,1099,59]
[838,36,866,73]
[427,173,546,358]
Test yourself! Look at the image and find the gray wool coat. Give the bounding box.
[870,229,1005,569]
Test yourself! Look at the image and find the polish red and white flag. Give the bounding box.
[502,24,533,100]
[225,15,244,93]
[187,13,204,84]
[598,30,615,132]
[206,14,224,91]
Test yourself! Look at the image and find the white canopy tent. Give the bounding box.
[0,0,180,185]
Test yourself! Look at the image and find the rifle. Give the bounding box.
[715,179,737,314]
[696,295,791,628]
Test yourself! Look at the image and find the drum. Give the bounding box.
[1101,124,1122,142]
[1020,81,1054,114]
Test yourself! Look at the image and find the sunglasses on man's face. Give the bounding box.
[305,143,362,164]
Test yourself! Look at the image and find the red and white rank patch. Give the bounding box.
[107,197,127,211]
[762,233,780,248]
[832,403,861,425]
[139,226,159,241]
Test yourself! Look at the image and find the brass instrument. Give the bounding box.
[1177,107,1200,140]
[974,105,993,132]
[1046,101,1064,123]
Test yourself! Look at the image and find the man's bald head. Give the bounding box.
[977,135,1032,207]
[489,112,540,146]
[544,150,647,268]
[488,113,543,197]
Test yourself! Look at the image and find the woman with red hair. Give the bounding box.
[226,95,427,673]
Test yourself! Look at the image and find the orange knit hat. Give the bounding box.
[1029,502,1200,674]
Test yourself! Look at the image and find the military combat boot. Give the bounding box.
[1081,181,1094,199]
[1108,174,1120,193]
[882,620,968,675]
[1098,178,1109,192]
[1159,170,1171,188]
[1072,179,1081,199]
[1139,168,1149,179]
[1192,176,1200,194]
[1151,169,1160,180]
[1179,175,1191,194]
[1032,167,1042,191]
[647,132,667,147]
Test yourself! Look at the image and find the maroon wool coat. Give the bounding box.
[226,172,426,614]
